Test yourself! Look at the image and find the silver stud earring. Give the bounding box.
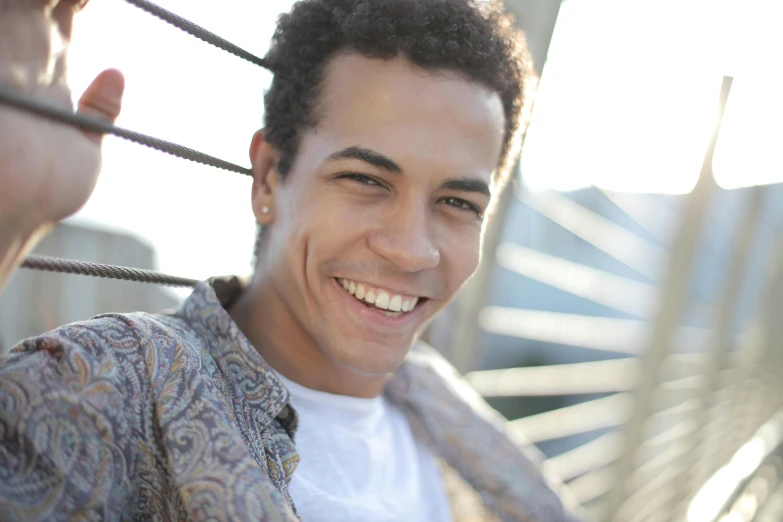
[261,206,270,215]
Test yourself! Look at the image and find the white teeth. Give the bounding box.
[375,292,390,310]
[389,295,402,312]
[338,278,419,314]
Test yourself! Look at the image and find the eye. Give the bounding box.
[439,196,482,216]
[337,173,384,187]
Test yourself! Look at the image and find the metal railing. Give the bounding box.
[457,75,783,521]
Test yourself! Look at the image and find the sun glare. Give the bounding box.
[712,0,783,189]
[521,0,783,194]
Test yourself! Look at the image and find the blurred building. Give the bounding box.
[0,223,181,355]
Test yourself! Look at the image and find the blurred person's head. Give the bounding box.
[240,0,533,396]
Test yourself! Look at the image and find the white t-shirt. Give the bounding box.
[275,372,452,522]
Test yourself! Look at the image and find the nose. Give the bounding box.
[368,202,441,273]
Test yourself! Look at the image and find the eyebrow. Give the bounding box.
[440,178,491,197]
[327,146,402,173]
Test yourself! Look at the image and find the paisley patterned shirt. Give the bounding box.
[0,277,580,522]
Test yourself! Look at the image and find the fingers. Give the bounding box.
[77,68,125,143]
[51,0,90,39]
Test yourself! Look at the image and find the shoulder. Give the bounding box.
[397,341,509,428]
[1,311,210,398]
[0,310,216,447]
[5,311,191,363]
[0,313,194,520]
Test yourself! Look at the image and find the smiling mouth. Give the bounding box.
[336,278,423,318]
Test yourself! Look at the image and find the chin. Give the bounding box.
[329,338,413,377]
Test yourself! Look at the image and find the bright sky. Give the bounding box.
[521,0,783,193]
[64,0,783,284]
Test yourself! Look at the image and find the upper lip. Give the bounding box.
[336,276,430,300]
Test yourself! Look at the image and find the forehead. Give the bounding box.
[313,53,505,183]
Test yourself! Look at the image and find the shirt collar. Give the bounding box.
[172,276,295,434]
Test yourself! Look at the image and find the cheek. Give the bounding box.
[303,186,387,246]
[264,185,313,287]
[274,183,339,247]
[284,185,356,232]
[274,186,370,277]
[440,226,483,288]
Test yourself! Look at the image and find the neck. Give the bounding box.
[228,273,390,399]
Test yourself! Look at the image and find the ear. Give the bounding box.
[249,130,280,225]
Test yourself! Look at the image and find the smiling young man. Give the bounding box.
[0,0,579,520]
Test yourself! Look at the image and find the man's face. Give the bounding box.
[258,53,505,377]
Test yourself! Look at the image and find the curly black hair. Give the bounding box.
[262,0,534,188]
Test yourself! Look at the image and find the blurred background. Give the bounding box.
[2,0,783,521]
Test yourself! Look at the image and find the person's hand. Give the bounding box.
[0,0,124,287]
[0,0,124,226]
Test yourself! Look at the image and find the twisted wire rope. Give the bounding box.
[0,88,253,177]
[21,255,198,288]
[0,0,271,285]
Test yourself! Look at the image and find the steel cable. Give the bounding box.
[2,0,265,285]
[0,89,253,176]
[21,255,198,287]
